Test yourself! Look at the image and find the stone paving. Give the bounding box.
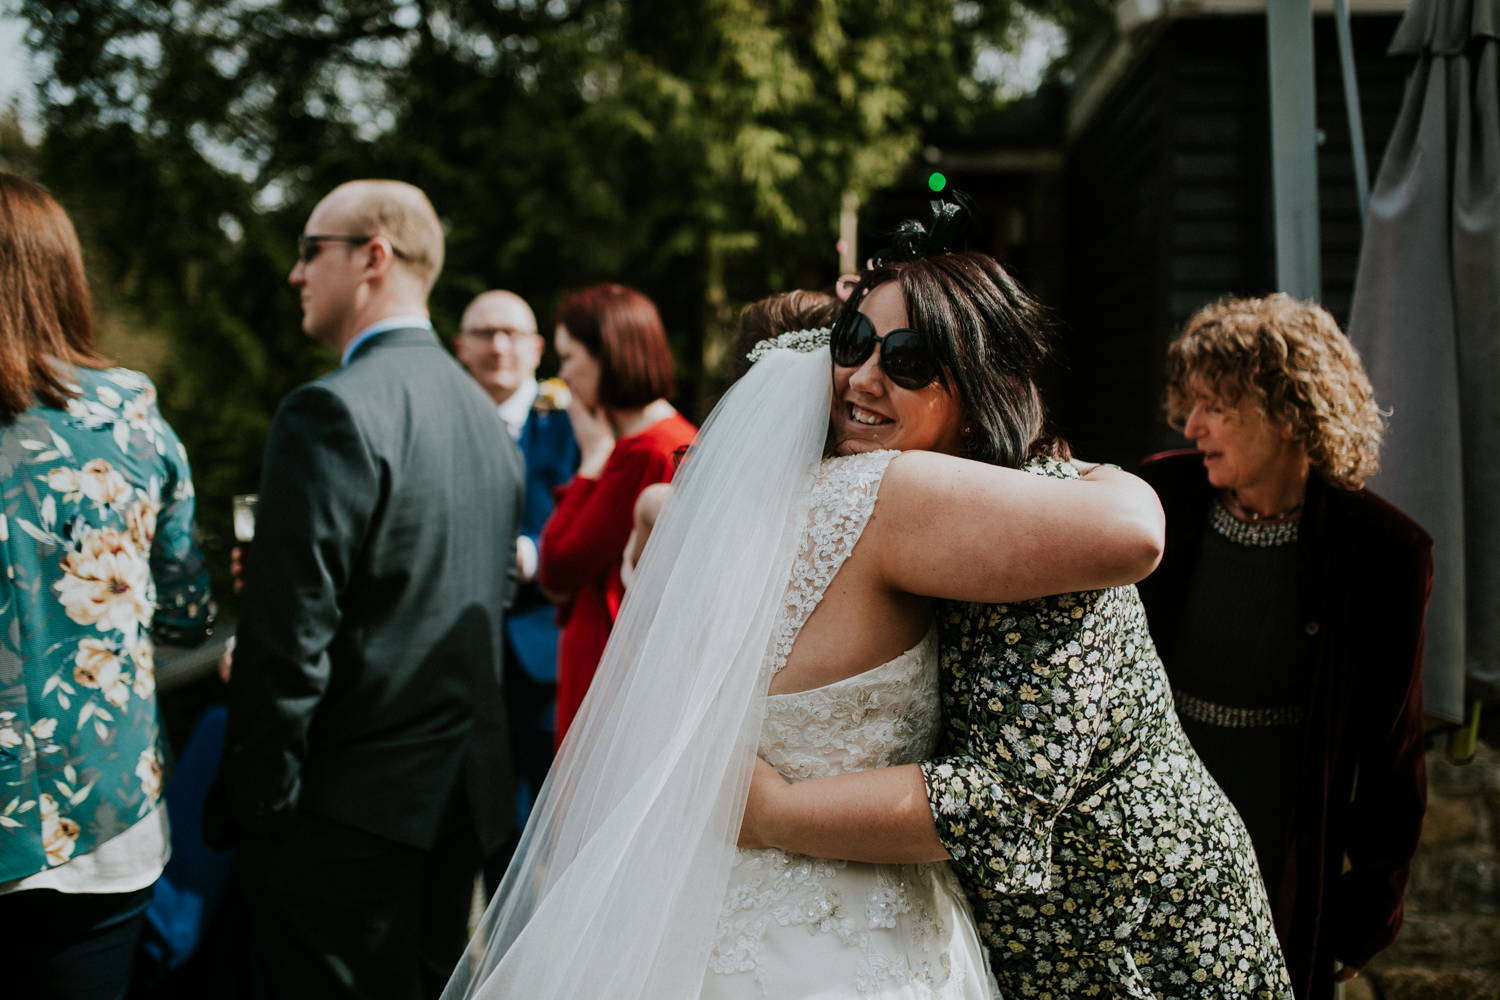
[1349,740,1500,1000]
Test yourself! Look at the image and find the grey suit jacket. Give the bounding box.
[218,327,523,852]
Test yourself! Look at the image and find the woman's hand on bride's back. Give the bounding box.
[865,452,1165,604]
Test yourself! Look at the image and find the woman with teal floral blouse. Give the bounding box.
[0,172,212,998]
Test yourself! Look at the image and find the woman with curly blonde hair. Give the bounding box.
[1136,293,1431,1000]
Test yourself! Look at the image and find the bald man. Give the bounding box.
[208,181,524,999]
[453,291,578,889]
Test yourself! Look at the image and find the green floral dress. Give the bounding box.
[919,460,1292,999]
[0,367,212,882]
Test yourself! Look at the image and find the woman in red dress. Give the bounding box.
[540,284,696,746]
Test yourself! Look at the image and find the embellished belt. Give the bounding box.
[1172,688,1304,729]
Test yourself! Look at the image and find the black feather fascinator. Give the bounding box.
[871,192,975,266]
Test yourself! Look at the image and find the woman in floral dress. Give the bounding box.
[922,499,1285,998]
[740,231,1293,999]
[0,172,213,996]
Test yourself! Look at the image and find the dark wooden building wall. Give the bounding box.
[1056,14,1408,467]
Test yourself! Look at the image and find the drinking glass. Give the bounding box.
[232,494,259,543]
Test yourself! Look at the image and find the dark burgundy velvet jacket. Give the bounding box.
[1135,450,1431,1000]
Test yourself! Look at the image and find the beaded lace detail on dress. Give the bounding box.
[1209,498,1299,547]
[708,452,982,998]
[767,450,899,675]
[759,635,940,783]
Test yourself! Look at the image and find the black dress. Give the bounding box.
[1171,500,1308,905]
[1136,451,1431,1000]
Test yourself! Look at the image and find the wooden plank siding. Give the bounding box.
[1054,14,1408,466]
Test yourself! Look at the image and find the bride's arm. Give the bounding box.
[739,757,948,864]
[866,453,1164,602]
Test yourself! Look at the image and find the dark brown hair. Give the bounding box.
[843,251,1068,468]
[0,172,107,420]
[1167,293,1383,489]
[554,283,676,410]
[732,289,841,379]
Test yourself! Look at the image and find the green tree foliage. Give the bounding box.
[13,0,1081,604]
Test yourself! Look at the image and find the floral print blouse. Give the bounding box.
[0,367,212,882]
[919,458,1293,999]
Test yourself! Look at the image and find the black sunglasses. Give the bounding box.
[830,310,940,390]
[297,234,410,264]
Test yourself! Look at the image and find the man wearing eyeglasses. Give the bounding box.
[207,180,524,1000]
[452,291,578,892]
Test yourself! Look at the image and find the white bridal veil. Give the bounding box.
[444,344,834,999]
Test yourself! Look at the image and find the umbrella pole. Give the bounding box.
[1334,0,1372,226]
[1267,0,1323,300]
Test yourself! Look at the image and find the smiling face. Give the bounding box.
[1181,375,1301,492]
[828,281,966,458]
[555,324,603,412]
[455,292,543,405]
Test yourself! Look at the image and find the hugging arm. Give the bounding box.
[867,454,1164,603]
[742,592,1120,879]
[740,457,1152,864]
[740,759,948,863]
[915,592,1123,891]
[622,482,671,585]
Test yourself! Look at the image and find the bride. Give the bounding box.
[444,212,1166,1000]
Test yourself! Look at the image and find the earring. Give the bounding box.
[962,424,973,435]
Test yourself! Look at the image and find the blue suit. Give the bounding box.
[516,406,581,596]
[502,402,578,826]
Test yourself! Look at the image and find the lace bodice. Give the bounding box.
[707,453,992,999]
[760,629,940,782]
[768,450,897,675]
[759,449,940,777]
[757,450,941,776]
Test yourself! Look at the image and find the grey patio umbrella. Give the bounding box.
[1347,0,1500,725]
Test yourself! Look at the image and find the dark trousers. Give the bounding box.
[0,885,152,999]
[238,784,482,1000]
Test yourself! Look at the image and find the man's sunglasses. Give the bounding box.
[830,310,941,390]
[297,234,410,264]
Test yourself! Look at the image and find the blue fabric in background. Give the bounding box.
[516,406,579,543]
[505,405,577,691]
[142,705,234,970]
[506,605,561,685]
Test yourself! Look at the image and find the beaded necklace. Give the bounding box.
[1208,497,1299,547]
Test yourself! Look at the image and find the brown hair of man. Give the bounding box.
[341,179,445,292]
[553,283,676,410]
[0,172,108,420]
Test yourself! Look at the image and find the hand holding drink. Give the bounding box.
[232,494,257,595]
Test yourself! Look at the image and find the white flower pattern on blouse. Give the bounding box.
[709,452,989,998]
[920,457,1293,999]
[0,367,212,882]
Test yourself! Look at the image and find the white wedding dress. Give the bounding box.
[702,451,997,1000]
[445,346,993,1000]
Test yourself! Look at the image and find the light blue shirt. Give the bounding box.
[341,314,433,366]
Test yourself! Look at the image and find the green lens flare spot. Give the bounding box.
[928,172,947,192]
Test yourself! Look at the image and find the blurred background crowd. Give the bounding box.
[0,0,1497,998]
